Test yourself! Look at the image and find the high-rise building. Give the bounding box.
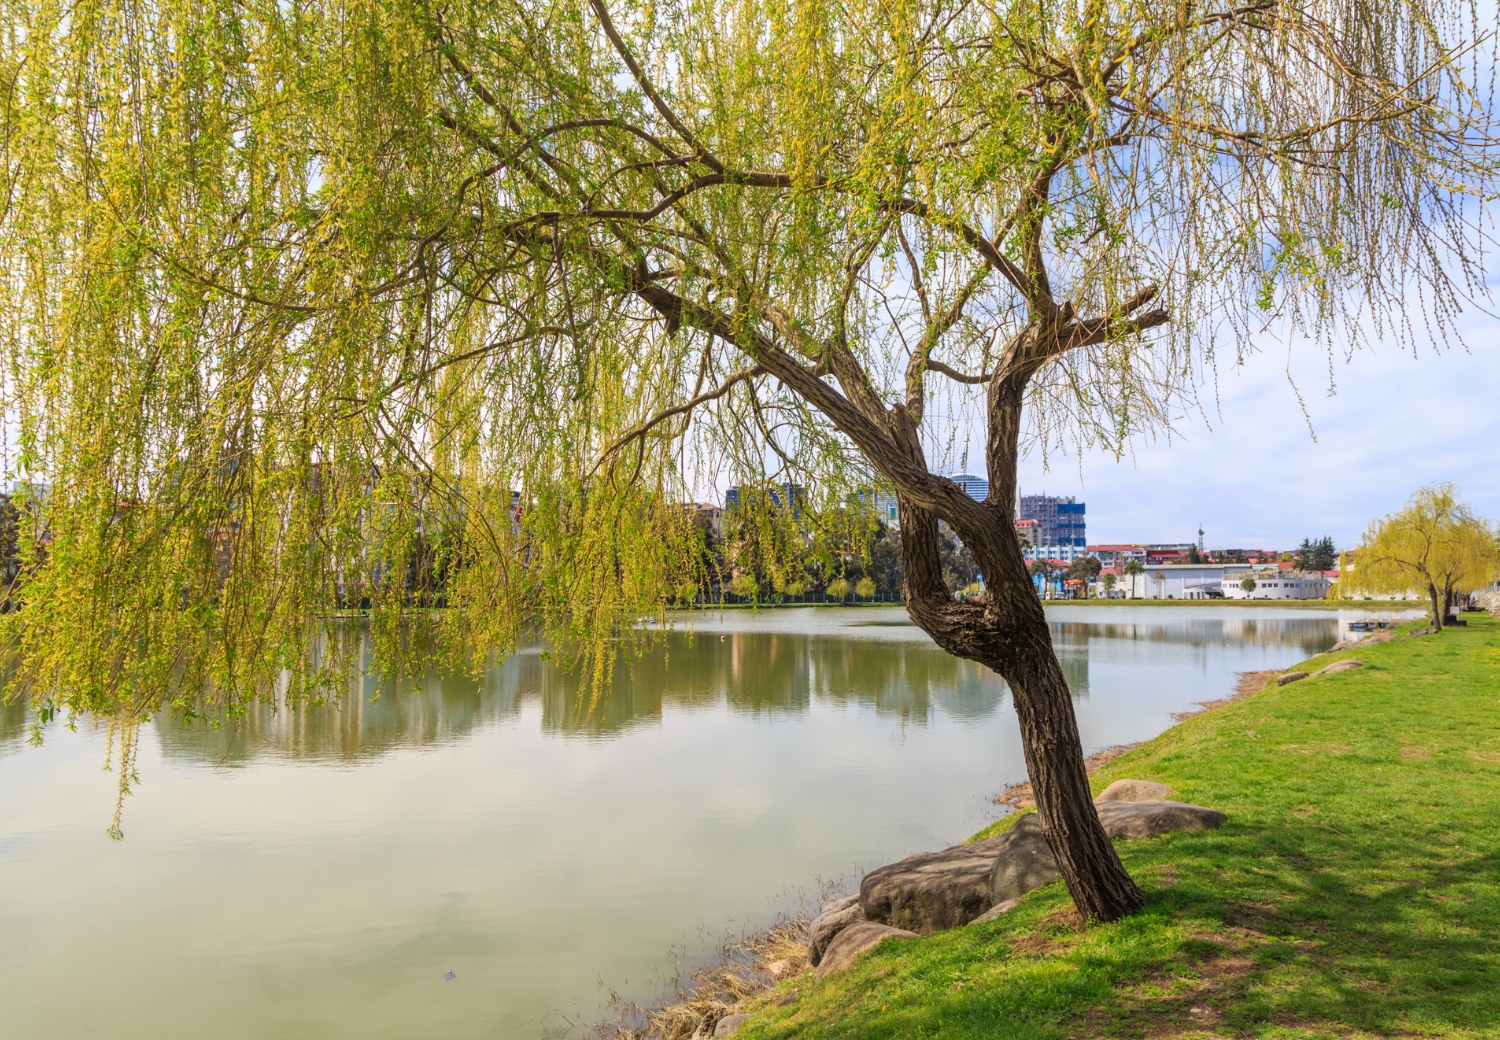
[1018,494,1086,548]
[725,483,805,515]
[857,488,900,525]
[950,472,989,502]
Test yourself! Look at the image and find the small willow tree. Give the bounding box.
[2,0,1495,917]
[1353,485,1500,628]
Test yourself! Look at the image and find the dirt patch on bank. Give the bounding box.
[996,743,1141,809]
[589,904,817,1040]
[1171,669,1280,722]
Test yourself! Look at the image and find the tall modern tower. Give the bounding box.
[949,473,989,502]
[1017,494,1086,548]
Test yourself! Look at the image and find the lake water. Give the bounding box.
[0,606,1400,1039]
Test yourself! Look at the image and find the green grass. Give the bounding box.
[733,614,1500,1039]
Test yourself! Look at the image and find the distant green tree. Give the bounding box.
[727,574,760,601]
[1123,560,1146,599]
[1353,485,1500,629]
[1066,555,1102,581]
[854,577,877,601]
[938,523,979,594]
[1240,576,1258,594]
[1100,573,1118,597]
[1295,537,1338,571]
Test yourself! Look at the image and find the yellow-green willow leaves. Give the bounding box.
[0,0,1494,818]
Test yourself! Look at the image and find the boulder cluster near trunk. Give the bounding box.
[700,780,1227,1036]
[808,779,1226,972]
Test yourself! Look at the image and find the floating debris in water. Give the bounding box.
[443,970,457,981]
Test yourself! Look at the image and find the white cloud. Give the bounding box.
[1007,323,1500,550]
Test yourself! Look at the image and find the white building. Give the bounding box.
[1222,570,1331,600]
[1088,544,1148,567]
[1124,563,1225,599]
[1023,544,1091,565]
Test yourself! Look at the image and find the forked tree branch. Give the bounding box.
[592,363,764,471]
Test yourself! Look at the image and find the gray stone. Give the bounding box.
[813,921,917,979]
[863,800,1230,940]
[715,1014,751,1036]
[988,815,1062,904]
[807,894,864,967]
[988,801,1225,905]
[1327,639,1356,653]
[1277,671,1308,686]
[1094,799,1226,839]
[1313,659,1365,678]
[1095,779,1171,803]
[968,897,1022,924]
[859,836,1009,933]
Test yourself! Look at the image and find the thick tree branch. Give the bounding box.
[627,280,983,523]
[925,359,992,384]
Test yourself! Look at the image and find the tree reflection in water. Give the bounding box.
[0,610,1349,766]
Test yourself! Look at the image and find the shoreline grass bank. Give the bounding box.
[716,613,1500,1039]
[666,599,1424,612]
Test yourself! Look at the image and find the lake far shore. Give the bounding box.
[666,598,1422,612]
[675,612,1500,1039]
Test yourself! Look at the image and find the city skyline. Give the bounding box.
[961,315,1500,551]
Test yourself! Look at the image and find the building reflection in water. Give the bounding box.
[0,611,1350,766]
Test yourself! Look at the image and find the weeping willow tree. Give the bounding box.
[2,0,1495,918]
[1350,485,1500,629]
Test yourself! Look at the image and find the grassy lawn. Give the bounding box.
[732,614,1500,1039]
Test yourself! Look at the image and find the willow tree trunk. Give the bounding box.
[1428,583,1445,630]
[884,374,1146,922]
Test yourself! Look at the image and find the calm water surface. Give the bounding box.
[0,606,1394,1039]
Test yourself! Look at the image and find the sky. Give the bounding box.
[1001,321,1500,552]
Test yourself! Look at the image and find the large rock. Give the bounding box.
[715,1014,751,1036]
[859,837,1008,933]
[807,895,864,967]
[865,799,1229,937]
[1094,799,1226,839]
[988,801,1225,904]
[813,921,917,979]
[1277,671,1308,686]
[988,815,1062,904]
[968,897,1022,924]
[1095,779,1171,803]
[1313,659,1364,678]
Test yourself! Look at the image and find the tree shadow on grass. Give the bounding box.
[1087,820,1500,1038]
